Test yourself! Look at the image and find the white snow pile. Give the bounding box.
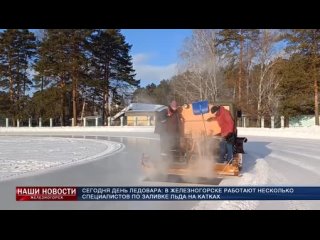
[238,126,320,139]
[1,125,320,139]
[0,137,124,181]
[192,159,269,210]
[0,126,154,133]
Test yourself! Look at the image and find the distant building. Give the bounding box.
[112,103,167,126]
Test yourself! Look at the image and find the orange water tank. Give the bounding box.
[179,103,233,138]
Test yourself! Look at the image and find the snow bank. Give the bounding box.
[0,126,154,133]
[238,126,320,139]
[192,159,269,210]
[1,125,320,139]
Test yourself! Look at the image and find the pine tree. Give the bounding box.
[217,29,259,107]
[285,29,320,125]
[276,54,314,117]
[35,29,91,126]
[31,87,62,121]
[0,29,36,125]
[87,29,139,125]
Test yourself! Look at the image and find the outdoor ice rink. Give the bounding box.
[1,127,320,210]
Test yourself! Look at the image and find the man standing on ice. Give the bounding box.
[155,100,181,157]
[209,105,236,163]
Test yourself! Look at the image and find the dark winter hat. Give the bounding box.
[211,105,220,114]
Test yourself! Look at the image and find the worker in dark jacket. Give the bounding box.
[155,100,181,156]
[210,105,235,163]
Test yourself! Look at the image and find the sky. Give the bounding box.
[121,29,192,87]
[0,29,287,90]
[22,29,191,94]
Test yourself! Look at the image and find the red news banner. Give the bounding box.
[16,187,77,201]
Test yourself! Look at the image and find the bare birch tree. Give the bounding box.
[250,29,283,123]
[175,29,222,103]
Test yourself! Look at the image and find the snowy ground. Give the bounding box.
[238,125,320,139]
[0,126,155,133]
[194,136,320,210]
[1,125,320,137]
[0,126,320,209]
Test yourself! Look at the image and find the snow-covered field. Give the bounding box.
[0,136,124,182]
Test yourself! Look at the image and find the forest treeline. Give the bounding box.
[133,30,320,126]
[0,29,319,126]
[0,29,139,126]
